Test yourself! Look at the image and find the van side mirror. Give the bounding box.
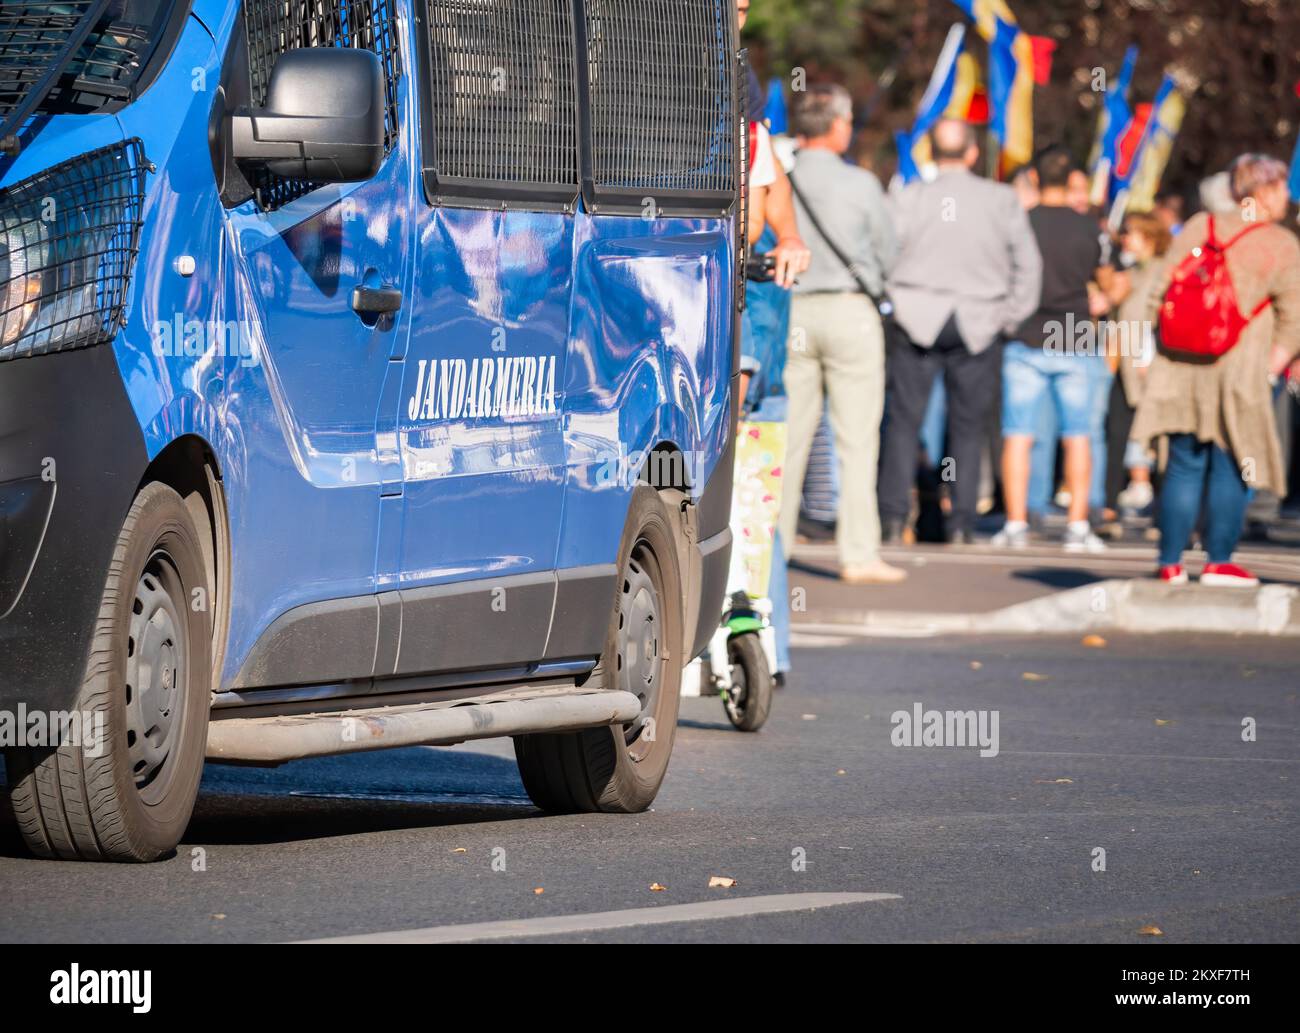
[228,48,385,183]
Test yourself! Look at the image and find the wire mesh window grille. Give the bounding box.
[420,0,577,202]
[1,2,176,122]
[243,0,401,210]
[583,0,736,207]
[0,139,147,363]
[1,1,100,125]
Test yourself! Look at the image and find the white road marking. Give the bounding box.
[293,891,901,944]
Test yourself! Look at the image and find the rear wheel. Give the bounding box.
[4,483,212,862]
[514,485,684,813]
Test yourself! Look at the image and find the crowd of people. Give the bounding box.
[736,0,1300,678]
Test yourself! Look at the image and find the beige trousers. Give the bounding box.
[778,292,886,569]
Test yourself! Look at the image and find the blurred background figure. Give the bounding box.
[994,146,1107,552]
[1096,210,1172,538]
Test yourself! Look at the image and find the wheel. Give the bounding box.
[514,484,684,813]
[722,632,772,732]
[4,483,212,861]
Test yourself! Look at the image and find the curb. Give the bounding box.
[798,579,1300,638]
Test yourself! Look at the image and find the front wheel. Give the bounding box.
[4,482,212,862]
[722,632,772,732]
[514,485,684,813]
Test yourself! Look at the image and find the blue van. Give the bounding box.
[0,0,740,861]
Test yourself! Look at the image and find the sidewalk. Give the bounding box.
[788,538,1300,638]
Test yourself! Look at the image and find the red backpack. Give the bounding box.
[1159,218,1272,359]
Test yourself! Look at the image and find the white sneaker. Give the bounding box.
[991,523,1030,548]
[1063,524,1107,553]
[1117,481,1154,512]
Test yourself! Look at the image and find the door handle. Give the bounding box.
[351,284,403,316]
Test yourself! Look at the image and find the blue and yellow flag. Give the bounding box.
[949,0,1034,172]
[896,24,968,183]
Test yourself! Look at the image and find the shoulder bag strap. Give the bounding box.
[787,170,883,306]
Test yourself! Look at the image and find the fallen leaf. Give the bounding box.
[970,661,983,670]
[1155,719,1172,726]
[649,883,667,892]
[1137,924,1163,936]
[708,876,737,889]
[1082,634,1107,648]
[1034,778,1074,785]
[451,847,467,853]
[1022,672,1049,681]
[801,714,817,721]
[211,914,226,920]
[533,887,544,895]
[836,769,847,776]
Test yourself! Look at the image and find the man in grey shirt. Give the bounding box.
[878,118,1042,544]
[779,83,904,584]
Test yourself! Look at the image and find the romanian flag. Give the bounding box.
[948,0,1041,173]
[1125,78,1186,213]
[950,52,990,125]
[1089,46,1138,204]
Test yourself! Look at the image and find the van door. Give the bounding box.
[220,2,413,686]
[390,0,578,676]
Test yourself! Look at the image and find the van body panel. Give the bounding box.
[396,206,572,593]
[558,216,733,572]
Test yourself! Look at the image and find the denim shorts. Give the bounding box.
[1001,341,1092,438]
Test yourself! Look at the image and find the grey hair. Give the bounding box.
[791,84,853,139]
[1228,153,1290,203]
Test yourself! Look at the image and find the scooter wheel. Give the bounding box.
[722,633,773,732]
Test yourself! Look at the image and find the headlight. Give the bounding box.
[0,219,46,348]
[0,139,147,363]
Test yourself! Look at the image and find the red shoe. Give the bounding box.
[1200,562,1260,587]
[1158,564,1188,585]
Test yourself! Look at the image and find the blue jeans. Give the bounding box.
[1158,434,1251,566]
[1086,356,1113,511]
[750,393,791,674]
[1027,356,1114,513]
[921,377,947,469]
[741,229,792,402]
[1004,342,1092,516]
[1028,400,1058,516]
[1002,343,1092,436]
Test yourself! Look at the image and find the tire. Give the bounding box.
[514,484,684,813]
[722,632,772,732]
[4,483,212,862]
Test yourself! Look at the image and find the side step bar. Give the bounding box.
[206,689,641,765]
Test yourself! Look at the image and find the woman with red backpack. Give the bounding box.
[1131,153,1300,586]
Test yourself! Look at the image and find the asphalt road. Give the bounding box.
[1,632,1297,943]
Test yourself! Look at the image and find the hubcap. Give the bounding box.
[125,553,188,800]
[619,544,661,754]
